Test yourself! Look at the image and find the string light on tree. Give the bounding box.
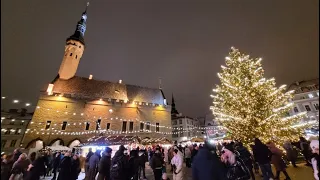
[210,47,309,145]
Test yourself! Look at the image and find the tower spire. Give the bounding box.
[66,2,90,45]
[171,94,179,116]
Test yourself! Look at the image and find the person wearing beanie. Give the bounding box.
[310,140,319,180]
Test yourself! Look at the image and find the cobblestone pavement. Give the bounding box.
[44,162,314,180]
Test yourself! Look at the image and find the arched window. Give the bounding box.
[70,53,73,56]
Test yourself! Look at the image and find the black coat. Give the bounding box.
[24,157,45,180]
[70,158,80,180]
[225,157,250,180]
[52,154,61,169]
[252,144,272,164]
[192,148,227,180]
[98,153,111,178]
[110,150,128,180]
[58,156,72,180]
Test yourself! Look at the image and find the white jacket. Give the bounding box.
[311,157,319,180]
[171,154,183,174]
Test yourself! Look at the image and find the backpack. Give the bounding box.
[110,156,124,179]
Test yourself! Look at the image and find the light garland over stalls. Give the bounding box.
[210,47,312,146]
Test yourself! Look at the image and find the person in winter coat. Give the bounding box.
[24,152,46,180]
[191,145,198,165]
[128,150,140,180]
[87,150,101,180]
[51,152,61,180]
[168,148,174,172]
[221,146,250,180]
[110,145,129,180]
[266,142,291,180]
[84,148,94,180]
[97,147,112,180]
[171,149,183,180]
[138,149,147,180]
[10,153,30,180]
[57,151,72,180]
[283,141,298,168]
[151,149,164,180]
[235,142,255,180]
[299,137,312,166]
[184,146,191,168]
[12,148,22,162]
[192,142,227,180]
[70,154,81,180]
[310,140,319,180]
[1,154,14,180]
[252,138,274,180]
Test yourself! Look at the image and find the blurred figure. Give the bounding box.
[10,153,30,180]
[171,149,183,180]
[151,149,164,180]
[129,150,140,180]
[221,146,250,180]
[283,141,298,168]
[110,145,129,180]
[1,154,14,180]
[84,148,94,180]
[138,149,147,180]
[184,146,191,168]
[71,154,81,180]
[24,152,46,180]
[252,138,274,180]
[29,152,37,163]
[310,140,319,180]
[266,142,291,180]
[57,151,72,180]
[299,137,312,166]
[97,147,112,180]
[87,150,101,180]
[235,142,255,180]
[51,152,61,180]
[192,141,227,180]
[12,148,22,162]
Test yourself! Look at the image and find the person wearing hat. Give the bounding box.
[97,147,112,180]
[310,140,319,180]
[110,145,129,180]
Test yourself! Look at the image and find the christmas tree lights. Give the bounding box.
[211,47,310,145]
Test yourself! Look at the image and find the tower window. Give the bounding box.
[140,123,144,132]
[15,128,21,135]
[106,123,111,130]
[70,53,73,56]
[146,122,151,131]
[45,121,51,129]
[129,122,134,132]
[85,122,90,130]
[10,140,17,147]
[79,46,81,48]
[313,103,319,111]
[96,119,101,130]
[304,105,311,111]
[61,121,67,130]
[156,123,160,132]
[76,55,78,59]
[122,121,127,132]
[293,107,299,113]
[1,140,7,148]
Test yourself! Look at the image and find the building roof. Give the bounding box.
[287,78,319,93]
[49,76,166,105]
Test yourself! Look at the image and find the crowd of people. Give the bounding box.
[0,137,319,180]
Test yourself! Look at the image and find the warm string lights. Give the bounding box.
[210,47,312,146]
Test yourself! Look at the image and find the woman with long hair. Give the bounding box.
[221,145,250,180]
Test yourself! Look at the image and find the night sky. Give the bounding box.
[1,0,319,117]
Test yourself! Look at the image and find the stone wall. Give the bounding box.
[22,94,172,148]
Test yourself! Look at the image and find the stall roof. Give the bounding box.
[141,137,172,145]
[78,135,141,147]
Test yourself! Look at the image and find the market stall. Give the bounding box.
[75,135,141,158]
[141,137,172,149]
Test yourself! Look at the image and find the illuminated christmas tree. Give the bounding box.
[210,47,308,145]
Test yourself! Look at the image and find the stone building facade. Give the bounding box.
[287,79,319,136]
[22,4,171,150]
[1,109,33,153]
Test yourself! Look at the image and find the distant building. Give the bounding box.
[170,95,201,142]
[1,109,33,154]
[22,4,171,152]
[287,79,319,136]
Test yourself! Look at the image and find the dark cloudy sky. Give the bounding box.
[1,0,318,117]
